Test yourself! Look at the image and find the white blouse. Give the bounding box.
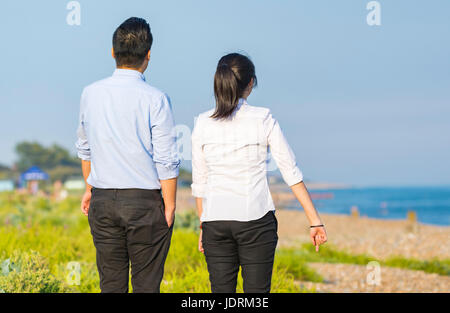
[191,99,303,222]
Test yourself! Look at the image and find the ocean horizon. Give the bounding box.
[286,186,450,226]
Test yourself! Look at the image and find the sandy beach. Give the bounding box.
[176,187,450,292]
[276,209,450,293]
[276,209,450,260]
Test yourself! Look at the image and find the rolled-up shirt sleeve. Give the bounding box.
[264,110,303,186]
[191,117,208,198]
[75,89,91,161]
[150,94,180,180]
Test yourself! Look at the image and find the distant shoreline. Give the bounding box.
[268,183,450,227]
[281,207,450,228]
[270,181,450,191]
[304,182,353,190]
[175,186,450,227]
[268,180,352,191]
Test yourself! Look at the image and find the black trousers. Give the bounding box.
[88,188,173,293]
[202,211,278,293]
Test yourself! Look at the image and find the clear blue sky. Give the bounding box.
[0,0,449,186]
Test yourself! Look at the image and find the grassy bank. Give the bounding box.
[279,244,450,276]
[0,194,314,292]
[0,193,448,293]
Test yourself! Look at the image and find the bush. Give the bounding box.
[174,210,200,231]
[0,250,68,293]
[0,194,318,293]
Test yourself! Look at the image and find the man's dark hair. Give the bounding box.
[112,17,153,68]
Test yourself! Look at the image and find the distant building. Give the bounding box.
[0,180,14,192]
[64,178,86,190]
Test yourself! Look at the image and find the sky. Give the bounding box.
[0,0,449,186]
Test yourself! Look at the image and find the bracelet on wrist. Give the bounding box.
[310,224,324,228]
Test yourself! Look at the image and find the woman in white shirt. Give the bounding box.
[191,53,327,293]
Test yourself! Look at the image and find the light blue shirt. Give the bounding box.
[75,69,180,189]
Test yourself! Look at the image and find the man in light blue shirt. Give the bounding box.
[75,17,179,293]
[76,69,179,189]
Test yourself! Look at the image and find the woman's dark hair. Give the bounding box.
[113,17,153,68]
[211,53,257,119]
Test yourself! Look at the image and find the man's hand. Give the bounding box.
[81,189,92,216]
[310,226,327,252]
[165,207,175,228]
[160,177,177,228]
[80,160,92,217]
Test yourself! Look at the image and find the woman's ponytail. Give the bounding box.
[211,53,257,119]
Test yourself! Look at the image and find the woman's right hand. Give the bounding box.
[198,229,204,253]
[310,226,327,252]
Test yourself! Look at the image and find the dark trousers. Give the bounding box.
[88,188,173,293]
[202,211,278,293]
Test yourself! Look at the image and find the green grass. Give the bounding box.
[0,193,448,293]
[280,243,450,276]
[383,257,450,276]
[0,194,315,292]
[0,225,309,293]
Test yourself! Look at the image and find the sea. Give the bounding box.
[287,186,450,226]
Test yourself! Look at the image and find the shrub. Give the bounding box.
[174,210,200,231]
[0,250,68,293]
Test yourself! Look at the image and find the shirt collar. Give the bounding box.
[237,98,248,110]
[113,69,146,81]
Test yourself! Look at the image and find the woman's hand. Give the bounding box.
[310,226,327,252]
[198,229,204,253]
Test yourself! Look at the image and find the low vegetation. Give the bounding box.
[0,193,448,293]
